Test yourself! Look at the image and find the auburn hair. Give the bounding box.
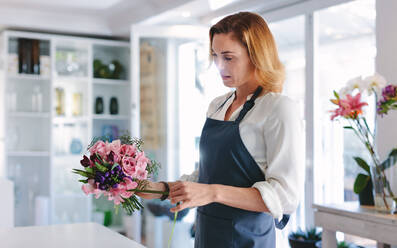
[209,12,285,93]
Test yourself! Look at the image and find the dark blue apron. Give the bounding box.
[195,86,289,248]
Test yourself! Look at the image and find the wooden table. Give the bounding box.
[0,222,146,248]
[313,202,397,248]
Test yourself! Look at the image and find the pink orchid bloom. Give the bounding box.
[103,177,138,205]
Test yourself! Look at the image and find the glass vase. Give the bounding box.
[371,166,396,213]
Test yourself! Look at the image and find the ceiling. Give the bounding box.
[0,0,307,38]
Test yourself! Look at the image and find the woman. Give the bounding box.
[138,11,304,248]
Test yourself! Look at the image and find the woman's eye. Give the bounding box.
[211,53,217,57]
[224,57,232,61]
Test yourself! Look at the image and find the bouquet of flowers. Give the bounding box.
[330,73,397,212]
[72,133,167,214]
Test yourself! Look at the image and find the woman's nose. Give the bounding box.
[215,59,224,70]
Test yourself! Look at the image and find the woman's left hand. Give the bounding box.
[168,181,216,212]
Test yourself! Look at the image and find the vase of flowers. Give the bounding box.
[330,73,397,213]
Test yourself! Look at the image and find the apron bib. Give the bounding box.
[195,86,289,248]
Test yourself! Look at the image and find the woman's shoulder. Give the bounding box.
[261,92,301,121]
[207,91,234,115]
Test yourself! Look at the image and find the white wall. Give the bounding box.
[375,0,397,196]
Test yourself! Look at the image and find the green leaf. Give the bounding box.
[85,167,94,174]
[95,162,108,172]
[353,157,371,175]
[79,179,88,183]
[380,148,397,170]
[354,173,370,194]
[333,90,340,99]
[72,169,92,178]
[343,126,354,130]
[111,163,119,171]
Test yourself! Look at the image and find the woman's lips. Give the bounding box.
[221,75,231,80]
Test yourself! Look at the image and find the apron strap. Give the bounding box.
[235,86,263,124]
[212,92,235,116]
[274,214,290,230]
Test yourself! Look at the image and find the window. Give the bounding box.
[315,0,376,205]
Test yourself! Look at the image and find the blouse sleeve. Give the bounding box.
[179,169,199,182]
[252,97,305,220]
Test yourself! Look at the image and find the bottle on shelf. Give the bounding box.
[6,88,17,112]
[18,38,32,74]
[95,96,104,114]
[32,39,40,75]
[32,85,43,112]
[55,87,65,115]
[110,97,118,115]
[72,92,83,116]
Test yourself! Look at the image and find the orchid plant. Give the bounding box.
[330,73,397,211]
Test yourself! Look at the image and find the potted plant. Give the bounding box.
[288,228,322,248]
[330,74,397,211]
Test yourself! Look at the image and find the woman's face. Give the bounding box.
[211,33,256,88]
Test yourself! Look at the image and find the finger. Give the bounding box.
[170,201,189,212]
[169,182,184,192]
[169,188,185,198]
[170,195,186,205]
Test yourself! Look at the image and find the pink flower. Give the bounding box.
[81,179,103,199]
[109,139,121,155]
[103,178,138,205]
[122,156,138,177]
[330,93,368,120]
[120,144,137,157]
[89,141,109,158]
[135,151,150,171]
[135,167,148,180]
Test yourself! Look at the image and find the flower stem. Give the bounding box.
[168,210,179,248]
[128,188,169,195]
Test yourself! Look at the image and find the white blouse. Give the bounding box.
[180,90,305,220]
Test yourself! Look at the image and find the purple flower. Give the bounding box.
[104,172,110,178]
[95,172,105,184]
[383,85,396,98]
[80,155,91,167]
[99,184,107,190]
[107,151,115,164]
[90,154,100,164]
[112,184,118,189]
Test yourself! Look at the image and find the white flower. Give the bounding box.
[363,73,387,96]
[340,76,365,96]
[338,86,352,98]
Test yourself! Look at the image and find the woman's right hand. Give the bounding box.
[135,181,167,200]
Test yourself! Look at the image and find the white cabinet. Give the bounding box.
[0,30,131,226]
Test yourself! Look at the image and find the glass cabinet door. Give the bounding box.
[51,38,91,224]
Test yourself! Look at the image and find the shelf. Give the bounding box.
[7,151,50,157]
[7,74,51,81]
[8,112,50,118]
[93,114,130,120]
[53,116,89,124]
[54,76,90,83]
[93,78,129,86]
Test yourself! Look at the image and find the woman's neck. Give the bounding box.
[234,83,261,102]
